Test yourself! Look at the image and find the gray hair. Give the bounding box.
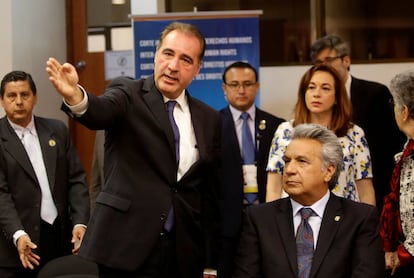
[291,123,343,189]
[389,70,414,119]
[310,34,350,64]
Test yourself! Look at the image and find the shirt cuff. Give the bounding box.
[13,230,28,246]
[203,268,217,276]
[62,84,89,116]
[74,224,87,229]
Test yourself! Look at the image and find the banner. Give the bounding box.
[132,11,261,110]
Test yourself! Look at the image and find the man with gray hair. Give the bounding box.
[310,35,405,211]
[233,123,384,278]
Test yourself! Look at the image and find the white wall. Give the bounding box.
[0,0,67,123]
[0,0,13,118]
[261,62,414,120]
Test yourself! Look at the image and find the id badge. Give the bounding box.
[243,164,258,193]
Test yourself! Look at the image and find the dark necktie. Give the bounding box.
[296,207,315,278]
[164,100,180,231]
[241,112,257,204]
[166,100,180,164]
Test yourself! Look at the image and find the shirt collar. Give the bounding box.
[163,90,187,111]
[229,104,256,121]
[291,189,330,218]
[8,116,36,138]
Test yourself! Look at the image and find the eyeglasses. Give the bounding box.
[314,56,343,65]
[4,92,33,102]
[225,82,257,91]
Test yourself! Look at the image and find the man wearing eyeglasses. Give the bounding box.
[310,34,405,212]
[218,61,285,278]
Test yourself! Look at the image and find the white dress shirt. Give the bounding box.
[291,190,330,248]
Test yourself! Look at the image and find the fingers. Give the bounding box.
[71,226,86,254]
[20,251,40,269]
[46,57,61,77]
[385,252,393,269]
[391,265,398,276]
[17,236,40,269]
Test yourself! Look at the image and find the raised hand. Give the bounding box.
[46,57,84,105]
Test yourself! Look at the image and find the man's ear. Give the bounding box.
[324,164,336,183]
[342,55,351,71]
[402,105,410,121]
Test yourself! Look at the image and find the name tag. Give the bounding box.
[243,164,258,193]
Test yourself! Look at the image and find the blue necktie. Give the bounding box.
[241,112,255,164]
[166,100,180,164]
[296,208,315,278]
[240,112,257,204]
[164,100,180,231]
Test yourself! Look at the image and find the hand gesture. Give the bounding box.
[46,57,84,105]
[71,225,87,254]
[17,234,40,270]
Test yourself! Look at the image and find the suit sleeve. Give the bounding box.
[350,205,385,277]
[89,130,105,212]
[202,110,222,269]
[0,144,24,239]
[232,208,263,278]
[63,124,90,226]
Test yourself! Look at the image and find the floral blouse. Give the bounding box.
[266,120,373,201]
[398,144,414,257]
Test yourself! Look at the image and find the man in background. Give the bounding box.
[218,61,285,277]
[310,34,405,210]
[0,71,90,278]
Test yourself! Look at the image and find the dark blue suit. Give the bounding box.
[0,116,90,269]
[63,75,221,278]
[233,194,384,278]
[350,76,405,210]
[218,106,284,277]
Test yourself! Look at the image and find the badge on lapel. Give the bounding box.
[258,120,266,131]
[49,139,56,147]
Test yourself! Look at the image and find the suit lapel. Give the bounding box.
[222,107,242,161]
[0,118,37,182]
[310,194,343,277]
[275,200,299,275]
[255,108,268,159]
[141,77,176,160]
[35,118,57,191]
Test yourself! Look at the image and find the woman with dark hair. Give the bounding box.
[266,64,375,205]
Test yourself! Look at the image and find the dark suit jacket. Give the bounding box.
[0,116,90,267]
[350,76,405,210]
[89,130,105,213]
[67,75,221,278]
[219,106,284,237]
[233,193,385,278]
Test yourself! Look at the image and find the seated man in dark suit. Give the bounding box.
[233,123,384,278]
